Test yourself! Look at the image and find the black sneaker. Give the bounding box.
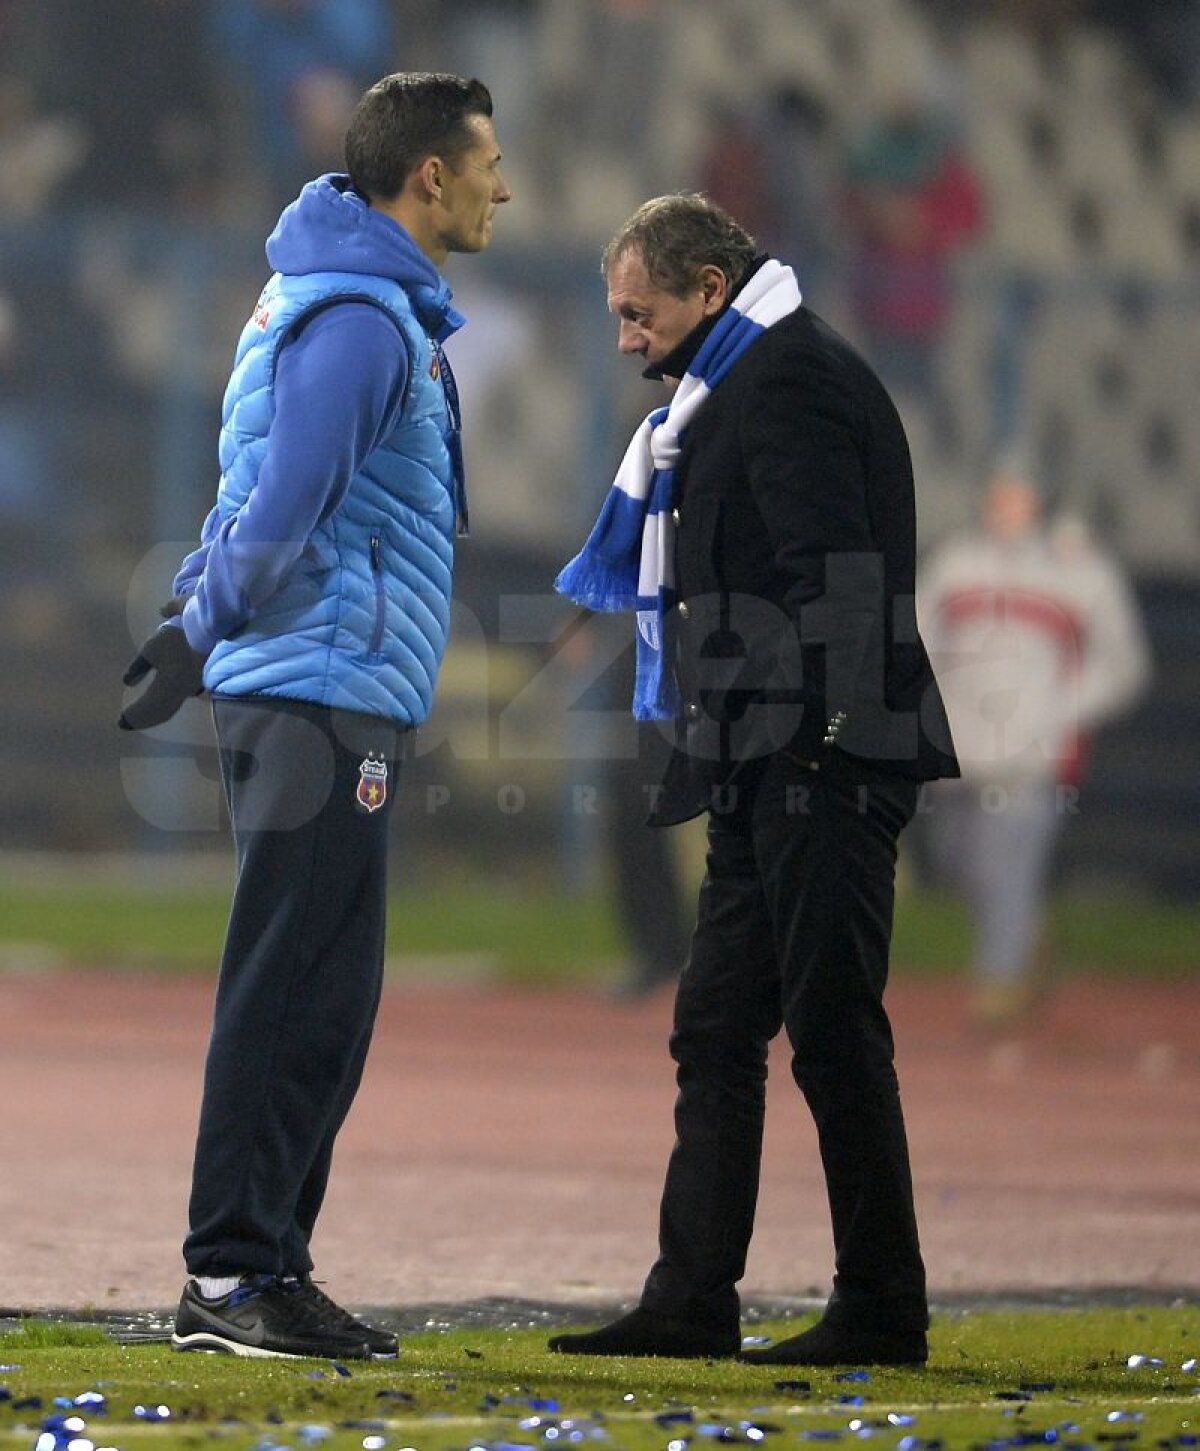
[292,1276,399,1358]
[171,1275,373,1359]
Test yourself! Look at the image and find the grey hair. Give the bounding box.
[601,192,758,297]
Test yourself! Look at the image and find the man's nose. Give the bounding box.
[493,172,512,203]
[617,319,643,353]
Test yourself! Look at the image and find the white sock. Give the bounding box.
[195,1275,242,1300]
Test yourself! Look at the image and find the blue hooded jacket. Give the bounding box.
[173,174,466,726]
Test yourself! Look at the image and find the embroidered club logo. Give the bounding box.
[429,341,440,380]
[356,754,388,813]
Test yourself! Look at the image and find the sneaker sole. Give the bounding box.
[171,1331,363,1360]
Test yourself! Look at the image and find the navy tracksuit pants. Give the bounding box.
[183,697,407,1278]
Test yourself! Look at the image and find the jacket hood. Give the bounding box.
[266,174,464,341]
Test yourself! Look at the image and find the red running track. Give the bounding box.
[0,971,1196,1312]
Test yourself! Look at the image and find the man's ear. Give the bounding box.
[698,264,729,315]
[415,154,444,202]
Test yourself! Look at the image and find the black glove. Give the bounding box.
[118,624,207,731]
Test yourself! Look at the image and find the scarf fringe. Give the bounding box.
[633,658,680,720]
[554,553,638,613]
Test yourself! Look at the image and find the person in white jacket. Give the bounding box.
[917,463,1150,1027]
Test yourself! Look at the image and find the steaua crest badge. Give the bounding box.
[356,753,388,813]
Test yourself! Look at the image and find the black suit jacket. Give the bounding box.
[650,302,959,826]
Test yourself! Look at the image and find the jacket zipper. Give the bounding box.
[369,533,386,654]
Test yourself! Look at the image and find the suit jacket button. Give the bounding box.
[671,507,681,525]
[677,600,691,620]
[686,701,701,721]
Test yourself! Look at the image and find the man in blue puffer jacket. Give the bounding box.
[119,72,510,1360]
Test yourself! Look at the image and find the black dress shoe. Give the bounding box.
[740,1317,928,1367]
[548,1307,739,1359]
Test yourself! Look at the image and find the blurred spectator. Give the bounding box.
[697,102,778,254]
[917,462,1151,1029]
[0,289,47,531]
[208,0,395,202]
[439,1,540,154]
[539,0,667,195]
[0,286,66,647]
[0,75,86,220]
[1088,0,1200,112]
[25,0,220,215]
[840,88,984,452]
[764,82,840,284]
[696,83,838,289]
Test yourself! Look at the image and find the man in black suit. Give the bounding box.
[549,194,959,1367]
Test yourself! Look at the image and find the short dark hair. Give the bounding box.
[601,192,758,297]
[345,72,494,202]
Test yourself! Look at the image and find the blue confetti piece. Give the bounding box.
[656,1411,696,1426]
[996,1391,1033,1402]
[1106,1411,1144,1423]
[0,1364,22,1372]
[1020,1383,1057,1394]
[73,1391,107,1410]
[52,1396,74,1408]
[529,1397,560,1412]
[296,1425,333,1443]
[40,1413,86,1434]
[835,1371,871,1383]
[0,1388,9,1404]
[742,1336,772,1347]
[375,1389,415,1403]
[837,1396,865,1407]
[332,1361,352,1377]
[133,1403,172,1421]
[888,1414,917,1426]
[1183,1358,1197,1374]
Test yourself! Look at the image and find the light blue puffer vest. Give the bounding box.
[203,270,457,726]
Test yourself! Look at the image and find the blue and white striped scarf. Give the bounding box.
[555,258,803,718]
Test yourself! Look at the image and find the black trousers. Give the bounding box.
[639,747,926,1332]
[183,697,406,1278]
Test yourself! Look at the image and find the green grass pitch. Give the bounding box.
[1,1305,1197,1450]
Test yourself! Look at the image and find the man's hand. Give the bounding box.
[118,625,207,731]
